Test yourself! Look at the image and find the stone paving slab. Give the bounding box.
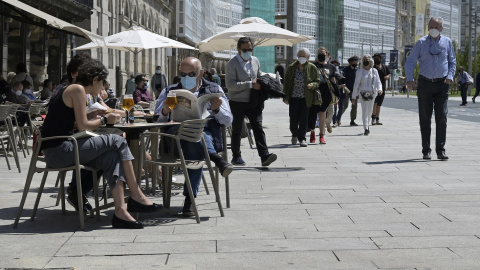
[2,96,480,269]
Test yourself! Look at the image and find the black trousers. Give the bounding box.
[459,83,468,104]
[229,100,269,158]
[417,78,449,155]
[289,98,309,141]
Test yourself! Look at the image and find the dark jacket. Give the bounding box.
[251,74,285,108]
[283,61,320,107]
[342,65,358,95]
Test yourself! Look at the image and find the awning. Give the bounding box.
[1,0,104,46]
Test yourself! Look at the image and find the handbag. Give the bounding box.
[312,85,322,105]
[319,68,339,103]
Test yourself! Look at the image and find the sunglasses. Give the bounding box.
[241,49,253,53]
[180,71,197,77]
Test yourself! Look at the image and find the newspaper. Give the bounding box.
[170,89,224,122]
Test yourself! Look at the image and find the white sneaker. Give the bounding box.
[291,137,298,145]
[299,140,307,147]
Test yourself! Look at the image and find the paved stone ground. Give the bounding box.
[1,95,480,269]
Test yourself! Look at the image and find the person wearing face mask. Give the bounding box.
[283,48,320,147]
[150,65,168,99]
[352,55,383,135]
[133,74,154,109]
[21,80,36,101]
[155,57,234,217]
[7,81,28,104]
[371,53,391,126]
[308,47,338,144]
[343,56,360,126]
[405,17,456,160]
[225,36,277,167]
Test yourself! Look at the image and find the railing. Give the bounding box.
[71,0,93,9]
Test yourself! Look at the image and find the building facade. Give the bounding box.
[0,0,94,89]
[88,0,173,96]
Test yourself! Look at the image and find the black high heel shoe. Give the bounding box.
[127,197,163,213]
[112,214,144,229]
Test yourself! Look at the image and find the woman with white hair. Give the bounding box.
[352,54,382,135]
[283,48,320,147]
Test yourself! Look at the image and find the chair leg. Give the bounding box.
[74,169,85,230]
[30,172,49,221]
[202,138,224,217]
[13,162,37,228]
[225,175,230,209]
[59,171,67,215]
[201,173,210,195]
[55,172,62,206]
[1,140,11,170]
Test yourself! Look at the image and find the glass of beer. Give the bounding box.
[120,94,134,111]
[165,92,178,110]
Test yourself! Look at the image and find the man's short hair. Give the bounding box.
[373,53,382,58]
[13,81,23,88]
[210,68,217,74]
[428,17,443,27]
[348,56,359,63]
[237,37,253,48]
[156,66,161,69]
[135,74,147,85]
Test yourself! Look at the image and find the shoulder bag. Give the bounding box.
[360,71,376,101]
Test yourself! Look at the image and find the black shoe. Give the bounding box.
[182,196,195,217]
[437,151,449,160]
[364,129,370,136]
[261,153,277,167]
[350,121,358,126]
[460,103,466,106]
[473,97,476,103]
[231,156,246,166]
[67,187,92,213]
[127,197,162,213]
[112,214,144,229]
[218,160,233,177]
[423,152,431,160]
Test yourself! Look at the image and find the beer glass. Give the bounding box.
[165,92,178,110]
[120,94,134,111]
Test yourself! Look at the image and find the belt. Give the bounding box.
[418,75,446,83]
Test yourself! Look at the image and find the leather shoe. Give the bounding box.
[231,156,246,166]
[112,214,144,229]
[423,152,431,160]
[437,151,449,160]
[350,121,358,126]
[261,153,277,166]
[218,160,234,177]
[182,196,195,217]
[127,197,162,213]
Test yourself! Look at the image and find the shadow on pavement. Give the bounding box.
[234,166,305,172]
[365,159,431,165]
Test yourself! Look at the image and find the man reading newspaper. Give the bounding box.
[154,57,233,217]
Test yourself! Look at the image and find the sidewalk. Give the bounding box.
[1,96,480,269]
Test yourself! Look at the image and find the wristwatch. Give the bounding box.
[100,116,107,125]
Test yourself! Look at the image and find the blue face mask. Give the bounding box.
[156,70,161,74]
[241,51,252,60]
[144,82,149,89]
[181,75,197,90]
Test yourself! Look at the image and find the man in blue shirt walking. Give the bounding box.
[457,66,470,106]
[405,17,456,160]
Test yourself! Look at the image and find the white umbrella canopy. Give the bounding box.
[197,17,312,52]
[73,26,196,74]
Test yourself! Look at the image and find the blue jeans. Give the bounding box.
[417,79,449,155]
[165,126,216,197]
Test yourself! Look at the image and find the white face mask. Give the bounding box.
[429,29,440,38]
[15,90,22,96]
[240,51,252,60]
[298,57,307,64]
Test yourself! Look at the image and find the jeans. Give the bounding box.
[459,83,468,104]
[344,95,358,123]
[229,100,269,158]
[360,99,375,130]
[164,126,217,197]
[289,98,309,141]
[336,97,346,124]
[417,79,449,154]
[43,134,134,190]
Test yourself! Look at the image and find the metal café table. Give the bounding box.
[111,121,179,185]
